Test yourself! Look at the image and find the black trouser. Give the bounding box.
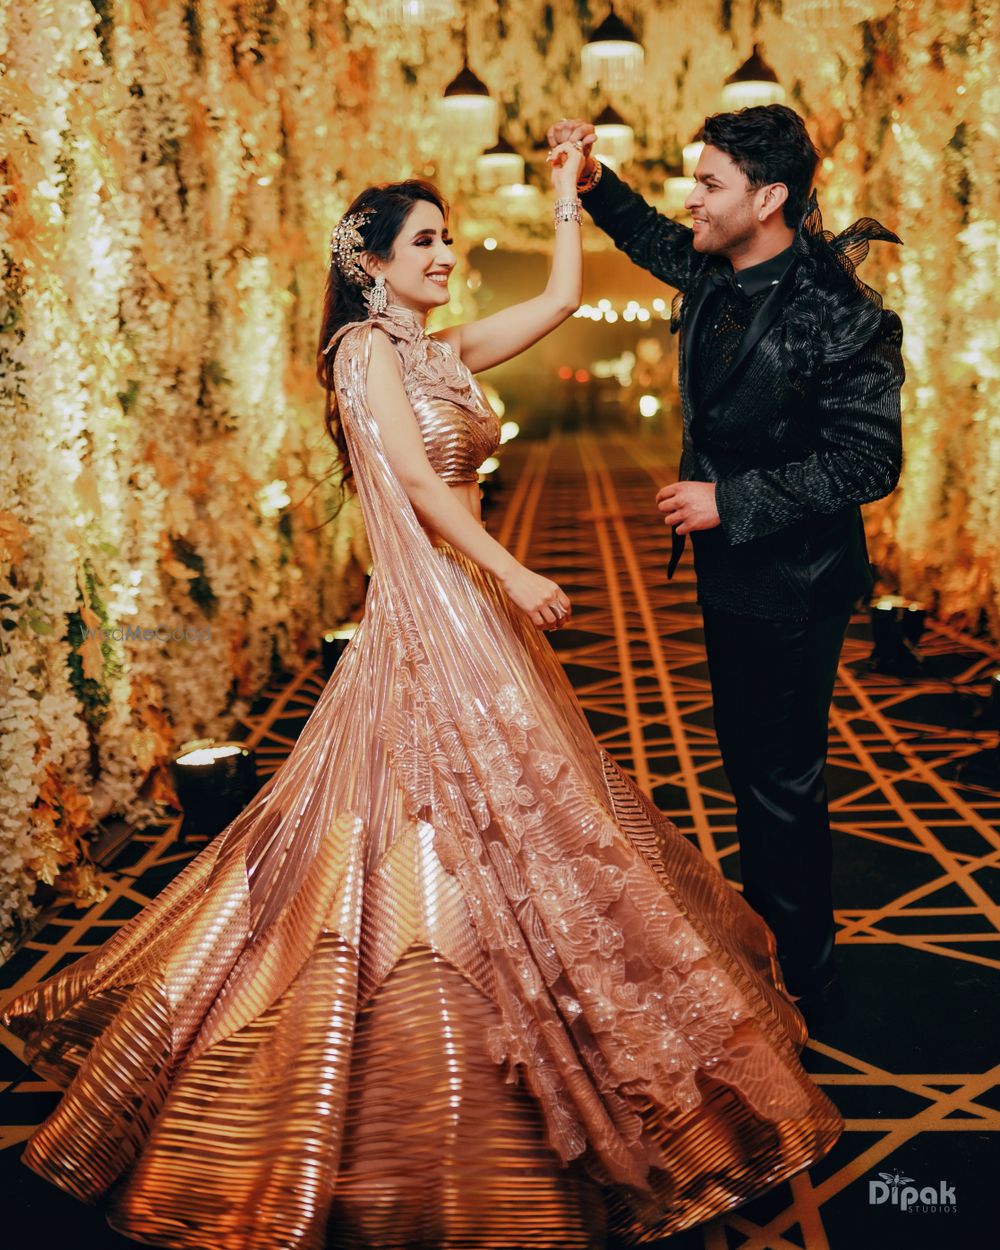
[700,606,851,996]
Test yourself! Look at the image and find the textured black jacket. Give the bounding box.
[581,163,905,621]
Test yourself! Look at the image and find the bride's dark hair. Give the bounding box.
[316,179,449,489]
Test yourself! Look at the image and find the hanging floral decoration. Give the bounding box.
[0,0,996,951]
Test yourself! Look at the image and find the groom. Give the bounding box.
[548,105,905,1016]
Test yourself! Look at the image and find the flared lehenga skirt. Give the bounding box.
[1,543,843,1250]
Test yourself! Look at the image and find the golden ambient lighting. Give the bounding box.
[175,743,244,766]
[495,182,544,214]
[366,0,459,24]
[783,0,885,27]
[574,298,669,322]
[437,60,499,151]
[170,738,258,839]
[581,5,645,93]
[321,622,360,678]
[721,44,786,110]
[476,135,525,191]
[683,136,705,177]
[593,104,635,167]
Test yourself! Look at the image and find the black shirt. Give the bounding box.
[694,244,796,405]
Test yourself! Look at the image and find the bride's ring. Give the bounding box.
[571,140,584,151]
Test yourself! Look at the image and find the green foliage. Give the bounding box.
[183,0,203,62]
[203,360,231,388]
[64,558,120,729]
[277,509,293,567]
[947,122,971,218]
[170,536,218,617]
[55,134,75,216]
[535,5,555,56]
[117,378,140,415]
[91,0,114,64]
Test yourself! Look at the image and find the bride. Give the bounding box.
[1,139,842,1249]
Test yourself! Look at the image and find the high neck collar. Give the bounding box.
[370,302,428,340]
[728,243,797,297]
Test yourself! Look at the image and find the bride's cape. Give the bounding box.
[2,313,841,1246]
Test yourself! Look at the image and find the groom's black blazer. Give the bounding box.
[581,164,905,622]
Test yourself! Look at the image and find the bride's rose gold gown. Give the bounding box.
[1,304,842,1248]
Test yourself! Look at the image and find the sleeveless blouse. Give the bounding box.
[325,304,501,486]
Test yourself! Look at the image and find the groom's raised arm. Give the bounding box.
[580,161,701,293]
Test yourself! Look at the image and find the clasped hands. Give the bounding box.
[546,118,597,181]
[656,481,721,535]
[545,117,597,193]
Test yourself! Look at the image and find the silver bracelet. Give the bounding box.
[554,197,582,225]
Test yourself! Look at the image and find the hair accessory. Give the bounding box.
[331,207,375,287]
[364,274,388,316]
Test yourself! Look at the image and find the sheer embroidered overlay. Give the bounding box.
[1,306,842,1249]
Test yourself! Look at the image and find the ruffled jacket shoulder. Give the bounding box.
[782,191,903,369]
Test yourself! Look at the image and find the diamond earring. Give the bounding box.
[364,274,388,316]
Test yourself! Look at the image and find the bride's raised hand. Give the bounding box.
[501,564,572,631]
[546,138,590,196]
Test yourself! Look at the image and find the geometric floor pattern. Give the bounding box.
[1,431,997,1249]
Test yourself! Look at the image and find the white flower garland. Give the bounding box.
[1,0,997,953]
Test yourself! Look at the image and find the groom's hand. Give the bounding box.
[547,118,595,148]
[657,482,721,534]
[547,118,598,181]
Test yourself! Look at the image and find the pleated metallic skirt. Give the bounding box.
[1,544,842,1248]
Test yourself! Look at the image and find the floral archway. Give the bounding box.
[0,0,996,949]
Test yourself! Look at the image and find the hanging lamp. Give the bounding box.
[663,161,694,215]
[581,4,644,94]
[365,0,459,25]
[782,0,887,25]
[495,177,544,217]
[593,104,634,168]
[682,132,705,177]
[437,31,499,152]
[476,134,525,191]
[720,44,786,110]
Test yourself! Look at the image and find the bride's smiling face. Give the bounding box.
[364,201,456,315]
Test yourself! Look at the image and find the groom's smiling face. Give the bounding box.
[685,145,760,257]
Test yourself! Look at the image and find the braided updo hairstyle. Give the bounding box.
[316,179,449,488]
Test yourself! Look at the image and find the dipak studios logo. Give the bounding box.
[869,1169,958,1214]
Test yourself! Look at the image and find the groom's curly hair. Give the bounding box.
[699,104,820,228]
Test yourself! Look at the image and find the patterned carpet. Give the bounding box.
[2,432,997,1249]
